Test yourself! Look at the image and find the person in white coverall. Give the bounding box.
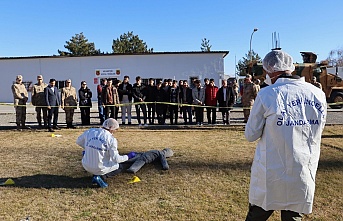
[244,50,327,221]
[76,118,136,188]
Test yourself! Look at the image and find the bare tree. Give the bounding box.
[327,48,343,67]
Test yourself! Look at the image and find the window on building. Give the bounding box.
[57,81,66,89]
[141,78,163,85]
[12,81,33,92]
[23,81,33,92]
[141,78,149,85]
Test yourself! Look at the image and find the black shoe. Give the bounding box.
[128,122,132,125]
[53,125,60,130]
[70,124,76,129]
[48,128,55,132]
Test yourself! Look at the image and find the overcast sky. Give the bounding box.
[1,0,342,76]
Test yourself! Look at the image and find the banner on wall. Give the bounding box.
[95,69,121,77]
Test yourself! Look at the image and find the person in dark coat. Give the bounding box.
[216,79,235,125]
[132,76,148,126]
[79,81,92,125]
[154,80,168,125]
[97,78,107,124]
[126,148,174,173]
[168,80,180,125]
[118,76,133,125]
[146,78,156,125]
[180,80,193,125]
[44,78,60,132]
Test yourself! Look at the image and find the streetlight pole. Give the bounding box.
[249,28,258,74]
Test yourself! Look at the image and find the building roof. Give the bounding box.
[0,51,229,61]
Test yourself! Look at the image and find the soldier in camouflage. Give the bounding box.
[11,75,30,130]
[61,79,78,128]
[242,74,259,123]
[31,75,48,128]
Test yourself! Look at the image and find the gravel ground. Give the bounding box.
[0,102,341,130]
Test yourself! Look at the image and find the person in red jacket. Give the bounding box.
[205,79,219,125]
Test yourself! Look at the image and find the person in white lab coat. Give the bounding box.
[244,50,327,221]
[76,118,136,188]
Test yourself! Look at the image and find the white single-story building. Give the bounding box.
[0,51,228,103]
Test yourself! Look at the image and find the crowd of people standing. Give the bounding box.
[12,75,93,132]
[11,73,265,131]
[96,75,240,126]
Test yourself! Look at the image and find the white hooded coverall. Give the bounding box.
[245,77,327,214]
[76,128,128,175]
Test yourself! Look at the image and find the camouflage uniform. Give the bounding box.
[242,82,258,122]
[232,82,239,104]
[61,85,78,127]
[11,78,29,129]
[32,82,48,127]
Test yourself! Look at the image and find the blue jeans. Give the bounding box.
[98,99,106,124]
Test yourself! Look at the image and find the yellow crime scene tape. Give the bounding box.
[0,101,342,109]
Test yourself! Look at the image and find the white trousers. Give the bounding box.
[121,101,132,123]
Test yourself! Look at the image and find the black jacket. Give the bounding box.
[118,83,133,102]
[132,83,147,102]
[155,87,168,103]
[179,87,193,104]
[145,85,156,102]
[78,87,92,107]
[168,87,180,104]
[216,86,235,108]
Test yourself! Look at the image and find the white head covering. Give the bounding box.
[102,118,119,131]
[262,50,295,74]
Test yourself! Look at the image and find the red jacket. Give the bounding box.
[205,85,218,106]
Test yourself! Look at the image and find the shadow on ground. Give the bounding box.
[0,174,94,189]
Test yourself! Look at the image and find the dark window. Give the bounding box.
[57,81,65,89]
[13,81,33,92]
[22,81,32,92]
[141,78,149,85]
[142,78,163,85]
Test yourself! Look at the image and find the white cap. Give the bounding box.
[102,118,119,131]
[262,50,295,74]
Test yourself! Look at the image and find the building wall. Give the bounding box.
[0,53,225,103]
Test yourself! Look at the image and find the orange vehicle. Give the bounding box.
[251,52,343,109]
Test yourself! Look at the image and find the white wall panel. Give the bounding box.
[0,52,226,102]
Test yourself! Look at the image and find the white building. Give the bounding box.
[0,51,228,103]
